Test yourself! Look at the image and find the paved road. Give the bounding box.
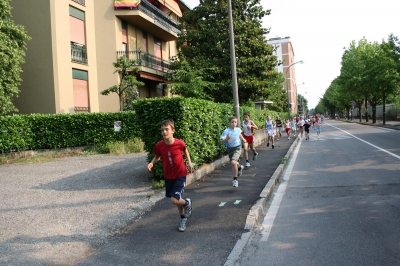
[237,120,400,266]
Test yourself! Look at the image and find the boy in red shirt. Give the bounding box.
[147,119,194,232]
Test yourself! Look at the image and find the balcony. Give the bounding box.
[115,0,181,41]
[71,0,85,6]
[117,50,170,73]
[71,42,87,64]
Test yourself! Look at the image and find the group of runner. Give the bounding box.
[146,112,324,232]
[268,113,324,142]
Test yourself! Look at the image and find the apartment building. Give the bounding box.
[10,0,189,114]
[267,37,299,114]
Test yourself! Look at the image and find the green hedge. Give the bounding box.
[132,97,285,178]
[0,112,140,153]
[0,98,289,176]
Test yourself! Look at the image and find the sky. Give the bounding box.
[181,0,398,109]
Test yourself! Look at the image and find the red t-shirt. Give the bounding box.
[154,139,188,179]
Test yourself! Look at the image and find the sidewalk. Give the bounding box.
[76,132,300,266]
[343,119,400,129]
[0,129,299,266]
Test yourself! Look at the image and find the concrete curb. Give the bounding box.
[224,135,300,266]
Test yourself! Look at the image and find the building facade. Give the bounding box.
[11,0,189,114]
[267,37,300,114]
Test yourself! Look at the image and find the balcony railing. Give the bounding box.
[71,42,87,64]
[74,106,90,113]
[116,50,170,73]
[115,0,181,35]
[72,0,85,6]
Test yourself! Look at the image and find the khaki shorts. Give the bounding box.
[227,145,241,162]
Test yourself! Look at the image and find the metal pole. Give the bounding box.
[227,0,240,122]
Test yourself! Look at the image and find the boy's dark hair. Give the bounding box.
[243,112,250,117]
[161,119,175,130]
[229,116,237,122]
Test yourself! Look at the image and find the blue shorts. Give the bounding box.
[165,176,186,200]
[316,128,321,133]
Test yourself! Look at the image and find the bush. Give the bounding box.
[132,97,282,179]
[0,112,140,153]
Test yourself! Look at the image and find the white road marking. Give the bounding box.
[326,123,400,160]
[260,139,302,242]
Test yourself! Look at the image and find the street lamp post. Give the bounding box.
[227,0,240,121]
[286,60,304,119]
[300,92,307,115]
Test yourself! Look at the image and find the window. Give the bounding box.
[154,37,162,70]
[70,6,87,64]
[69,6,85,45]
[122,21,128,54]
[72,69,89,112]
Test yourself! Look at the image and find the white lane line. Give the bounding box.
[260,139,302,242]
[326,123,400,160]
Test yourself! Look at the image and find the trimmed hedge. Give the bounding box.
[132,97,284,178]
[0,112,140,153]
[1,98,289,179]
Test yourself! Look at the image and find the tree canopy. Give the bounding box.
[167,0,280,104]
[0,0,30,114]
[319,35,400,122]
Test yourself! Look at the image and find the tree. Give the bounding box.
[101,56,144,111]
[338,39,372,121]
[0,0,30,114]
[264,73,287,112]
[173,0,279,103]
[164,54,220,100]
[314,101,326,116]
[380,34,400,123]
[297,93,308,115]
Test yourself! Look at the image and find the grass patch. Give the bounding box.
[151,179,165,190]
[0,138,145,165]
[280,157,288,164]
[94,138,145,155]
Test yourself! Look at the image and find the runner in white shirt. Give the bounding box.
[297,116,305,139]
[241,112,259,167]
[265,115,276,149]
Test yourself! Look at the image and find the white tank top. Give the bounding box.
[242,120,253,136]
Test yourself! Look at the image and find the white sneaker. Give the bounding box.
[245,161,250,167]
[179,218,187,232]
[288,137,290,140]
[238,165,243,176]
[183,198,192,219]
[232,179,238,187]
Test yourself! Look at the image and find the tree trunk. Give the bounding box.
[383,93,386,125]
[372,104,376,123]
[119,92,123,112]
[355,100,362,122]
[365,94,369,122]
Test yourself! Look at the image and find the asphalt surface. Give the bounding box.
[237,120,400,266]
[76,134,297,266]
